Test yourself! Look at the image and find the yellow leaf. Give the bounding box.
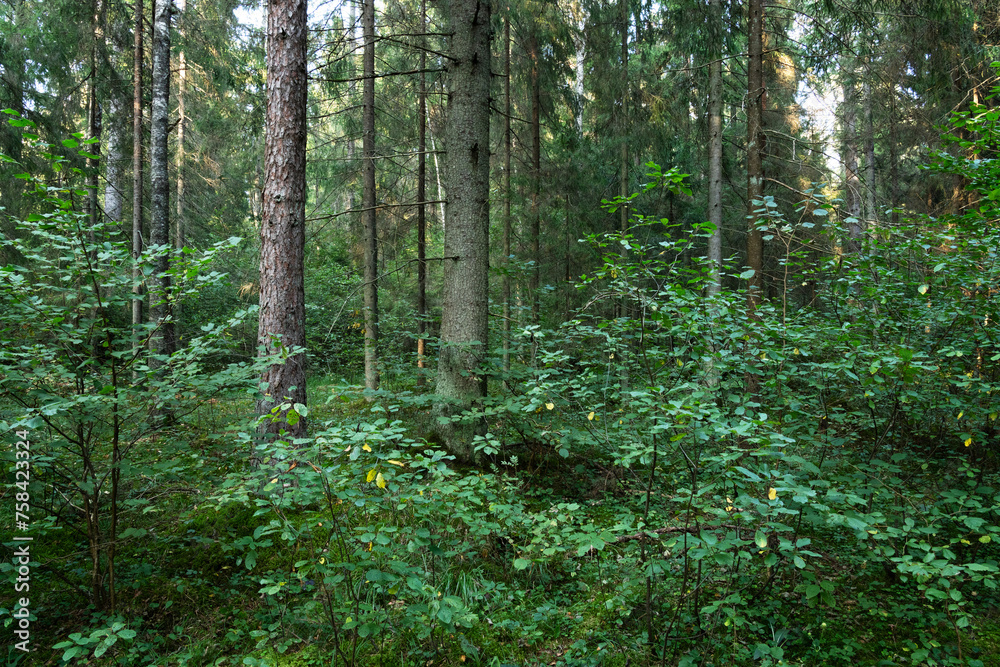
[768,488,777,501]
[965,438,972,447]
[980,535,992,544]
[376,472,386,489]
[918,284,929,295]
[588,411,596,421]
[990,412,997,421]
[957,411,964,420]
[676,358,683,367]
[366,469,377,483]
[362,443,372,452]
[545,402,554,410]
[387,459,405,467]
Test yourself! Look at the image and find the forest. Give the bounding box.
[2,0,1000,664]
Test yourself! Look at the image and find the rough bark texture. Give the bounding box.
[362,0,380,394]
[132,0,143,341]
[150,0,175,360]
[528,29,541,324]
[746,0,764,307]
[863,75,877,231]
[417,0,428,386]
[842,70,862,253]
[706,0,723,295]
[502,15,512,373]
[257,0,308,439]
[176,0,187,254]
[435,0,491,461]
[104,94,124,224]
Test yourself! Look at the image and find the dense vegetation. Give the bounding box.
[2,0,1000,665]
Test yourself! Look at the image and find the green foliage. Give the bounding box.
[0,115,264,618]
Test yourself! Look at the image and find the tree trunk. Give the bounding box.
[502,14,512,373]
[132,0,144,346]
[257,0,309,439]
[529,29,541,324]
[87,0,104,244]
[104,93,124,225]
[435,0,491,461]
[842,67,862,253]
[150,0,175,361]
[745,0,765,401]
[746,0,764,308]
[706,0,723,295]
[863,74,877,231]
[176,0,187,254]
[417,0,428,387]
[362,0,380,394]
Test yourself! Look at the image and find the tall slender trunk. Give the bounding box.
[132,0,144,344]
[706,0,723,295]
[176,0,187,253]
[619,0,628,239]
[105,93,125,224]
[87,0,104,243]
[863,75,876,231]
[842,67,862,253]
[890,92,900,226]
[746,0,764,308]
[257,0,309,439]
[174,0,187,338]
[744,0,765,401]
[502,15,512,373]
[435,0,491,461]
[528,30,541,324]
[362,0,380,393]
[572,4,585,136]
[416,0,428,386]
[150,0,175,361]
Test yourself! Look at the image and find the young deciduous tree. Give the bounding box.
[257,0,308,438]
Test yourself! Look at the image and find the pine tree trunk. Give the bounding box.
[150,0,175,361]
[417,0,428,387]
[435,0,491,461]
[132,0,144,346]
[257,0,309,439]
[362,0,380,394]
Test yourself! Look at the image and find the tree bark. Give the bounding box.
[746,0,764,308]
[528,29,541,324]
[417,0,428,386]
[842,67,862,253]
[176,0,187,254]
[132,0,144,346]
[435,0,491,461]
[863,74,877,231]
[502,14,512,373]
[362,0,380,394]
[104,94,124,225]
[706,0,723,295]
[257,0,309,439]
[150,0,175,361]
